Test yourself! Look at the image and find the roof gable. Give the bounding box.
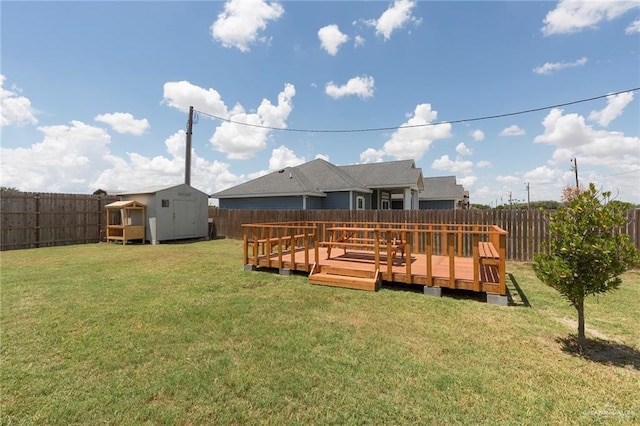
[341,159,423,189]
[420,176,463,200]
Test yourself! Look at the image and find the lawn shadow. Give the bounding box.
[506,273,531,307]
[556,335,640,370]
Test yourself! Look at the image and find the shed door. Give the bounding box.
[173,200,196,238]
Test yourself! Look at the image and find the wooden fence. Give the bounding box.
[2,190,638,261]
[210,208,640,262]
[1,192,118,251]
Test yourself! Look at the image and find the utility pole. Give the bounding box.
[571,158,579,189]
[185,106,193,185]
[524,182,530,209]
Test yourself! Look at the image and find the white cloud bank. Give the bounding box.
[318,24,349,56]
[535,108,640,170]
[533,56,587,74]
[210,0,284,52]
[325,75,375,99]
[366,0,421,40]
[94,112,150,135]
[1,121,111,192]
[366,103,451,161]
[1,74,38,128]
[163,80,296,160]
[588,91,634,127]
[542,0,639,35]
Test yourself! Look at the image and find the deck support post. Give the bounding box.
[487,294,509,306]
[279,268,291,276]
[244,264,256,271]
[423,286,442,297]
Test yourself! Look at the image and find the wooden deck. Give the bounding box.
[242,221,507,296]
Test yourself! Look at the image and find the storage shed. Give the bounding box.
[118,183,210,244]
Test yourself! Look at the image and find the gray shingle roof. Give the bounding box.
[420,176,463,200]
[340,160,423,190]
[212,158,428,199]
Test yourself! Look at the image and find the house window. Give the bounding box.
[356,196,365,210]
[161,199,170,207]
[381,199,390,210]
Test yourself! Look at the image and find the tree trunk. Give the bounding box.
[576,297,586,349]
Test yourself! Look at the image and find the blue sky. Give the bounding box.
[1,0,639,206]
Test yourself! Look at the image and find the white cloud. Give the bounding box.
[431,155,473,173]
[500,125,525,136]
[325,75,375,99]
[522,165,562,182]
[495,175,520,185]
[534,108,640,169]
[268,145,305,170]
[0,121,111,192]
[588,91,634,127]
[163,80,295,160]
[359,148,386,163]
[210,0,284,52]
[533,56,587,74]
[246,145,306,180]
[476,160,492,169]
[162,80,228,116]
[93,130,243,195]
[542,0,639,36]
[458,176,477,188]
[366,0,421,40]
[382,104,452,160]
[94,112,150,135]
[210,83,296,159]
[318,24,349,56]
[626,18,640,34]
[471,129,484,141]
[456,142,472,156]
[315,153,330,162]
[354,35,365,47]
[0,75,38,128]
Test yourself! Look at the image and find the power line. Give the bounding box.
[194,87,640,134]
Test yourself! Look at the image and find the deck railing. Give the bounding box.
[243,221,508,295]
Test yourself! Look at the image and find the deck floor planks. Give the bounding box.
[258,247,497,286]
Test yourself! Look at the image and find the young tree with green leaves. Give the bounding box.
[533,183,639,348]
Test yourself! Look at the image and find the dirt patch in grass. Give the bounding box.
[557,317,611,341]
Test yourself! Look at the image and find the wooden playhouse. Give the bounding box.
[105,200,146,244]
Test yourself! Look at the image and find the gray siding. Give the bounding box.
[306,196,324,209]
[322,192,351,209]
[220,196,303,210]
[420,200,455,210]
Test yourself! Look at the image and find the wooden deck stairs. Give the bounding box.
[308,263,381,292]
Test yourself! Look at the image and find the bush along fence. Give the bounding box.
[1,192,118,251]
[210,208,640,263]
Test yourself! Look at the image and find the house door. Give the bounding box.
[173,200,196,238]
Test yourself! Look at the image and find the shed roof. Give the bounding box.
[105,200,146,208]
[118,183,209,197]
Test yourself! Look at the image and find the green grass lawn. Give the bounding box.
[2,239,639,425]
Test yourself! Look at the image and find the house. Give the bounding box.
[212,158,433,210]
[117,183,210,244]
[419,176,469,210]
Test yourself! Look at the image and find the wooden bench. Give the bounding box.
[478,241,500,265]
[320,237,405,263]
